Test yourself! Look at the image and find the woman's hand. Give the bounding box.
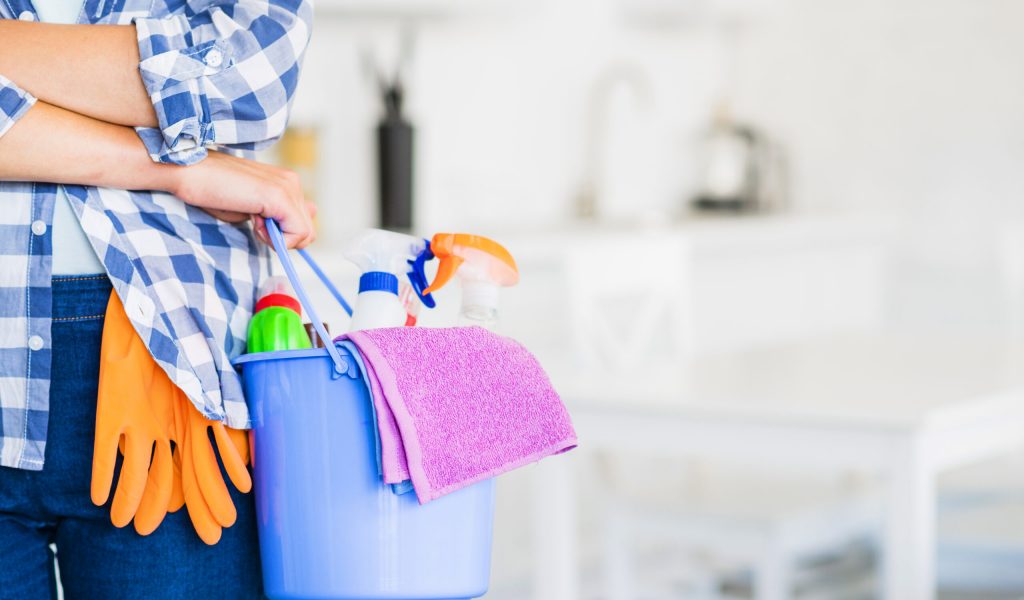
[169,151,316,249]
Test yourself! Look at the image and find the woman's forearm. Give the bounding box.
[0,21,156,128]
[0,101,173,190]
[0,100,317,247]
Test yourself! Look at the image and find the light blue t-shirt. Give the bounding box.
[34,0,105,275]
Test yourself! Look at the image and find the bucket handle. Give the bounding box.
[266,218,351,378]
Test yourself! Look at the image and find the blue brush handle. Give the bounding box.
[266,219,349,377]
[298,248,353,317]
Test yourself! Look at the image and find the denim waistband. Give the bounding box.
[51,274,112,321]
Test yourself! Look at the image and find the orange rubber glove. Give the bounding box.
[132,369,184,535]
[93,291,252,543]
[174,385,252,545]
[92,292,174,529]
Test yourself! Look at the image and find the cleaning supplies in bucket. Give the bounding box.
[341,326,577,503]
[421,233,519,329]
[344,229,435,330]
[248,276,313,352]
[236,220,497,600]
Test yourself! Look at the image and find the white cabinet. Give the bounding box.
[314,0,528,19]
[686,217,889,355]
[617,0,776,26]
[497,216,891,367]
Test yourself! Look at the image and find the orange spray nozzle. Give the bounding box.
[421,233,519,296]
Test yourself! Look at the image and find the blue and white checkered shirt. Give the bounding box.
[0,0,312,470]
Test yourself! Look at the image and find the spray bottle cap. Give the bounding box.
[255,276,301,314]
[359,271,399,294]
[345,230,436,308]
[422,233,519,296]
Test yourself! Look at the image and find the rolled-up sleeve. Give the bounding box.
[132,0,313,165]
[0,74,37,140]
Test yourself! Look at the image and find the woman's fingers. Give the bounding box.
[251,216,269,246]
[280,177,316,249]
[267,204,316,249]
[256,172,315,249]
[202,207,249,223]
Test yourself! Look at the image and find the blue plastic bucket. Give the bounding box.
[233,221,496,600]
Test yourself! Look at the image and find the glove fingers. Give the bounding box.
[110,434,151,528]
[168,396,188,514]
[248,430,255,470]
[184,494,223,545]
[182,440,223,545]
[168,449,185,513]
[134,440,174,536]
[90,431,120,507]
[191,423,237,528]
[230,426,251,466]
[214,424,252,494]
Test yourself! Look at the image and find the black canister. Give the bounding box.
[377,85,414,231]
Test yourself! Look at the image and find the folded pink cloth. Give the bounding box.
[341,326,577,503]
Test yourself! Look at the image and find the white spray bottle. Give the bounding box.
[421,233,519,330]
[345,229,435,331]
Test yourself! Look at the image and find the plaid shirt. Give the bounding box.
[0,0,312,470]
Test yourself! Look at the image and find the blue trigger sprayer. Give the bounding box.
[344,229,436,330]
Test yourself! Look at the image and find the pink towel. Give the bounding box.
[341,326,577,503]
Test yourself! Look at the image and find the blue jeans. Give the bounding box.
[0,275,264,599]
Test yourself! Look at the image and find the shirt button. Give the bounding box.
[18,11,34,20]
[31,220,46,236]
[205,50,223,68]
[28,335,44,351]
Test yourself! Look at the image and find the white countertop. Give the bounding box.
[487,214,894,261]
[551,331,1024,432]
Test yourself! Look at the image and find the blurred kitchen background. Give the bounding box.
[268,0,1024,598]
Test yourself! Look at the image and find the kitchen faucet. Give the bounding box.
[575,63,653,221]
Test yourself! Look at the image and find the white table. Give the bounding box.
[533,332,1024,600]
